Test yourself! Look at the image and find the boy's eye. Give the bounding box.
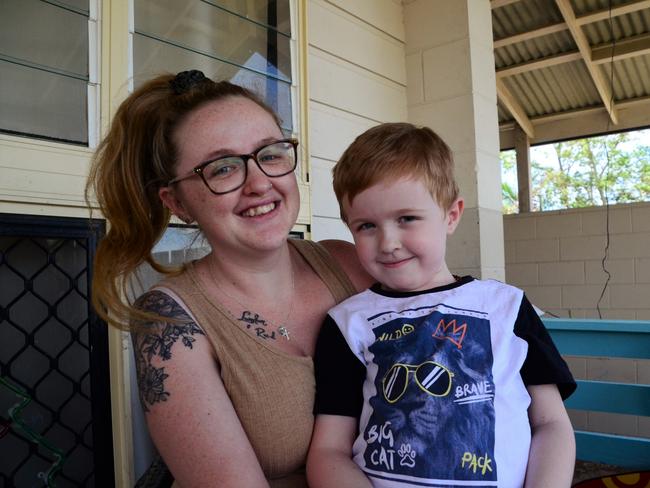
[398,215,418,224]
[356,222,375,231]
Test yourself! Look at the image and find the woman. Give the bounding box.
[87,70,371,487]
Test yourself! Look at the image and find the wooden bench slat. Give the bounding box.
[543,318,650,334]
[542,317,650,468]
[566,381,650,416]
[575,430,650,469]
[546,328,650,359]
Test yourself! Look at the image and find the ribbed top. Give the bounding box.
[162,239,357,487]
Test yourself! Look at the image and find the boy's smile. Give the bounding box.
[344,177,463,292]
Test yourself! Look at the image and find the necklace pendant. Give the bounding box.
[278,326,290,340]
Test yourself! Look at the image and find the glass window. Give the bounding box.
[205,0,291,36]
[133,0,293,132]
[0,0,89,144]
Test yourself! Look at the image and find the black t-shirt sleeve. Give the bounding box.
[514,295,577,400]
[313,315,365,417]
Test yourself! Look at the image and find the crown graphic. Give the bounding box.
[432,318,467,349]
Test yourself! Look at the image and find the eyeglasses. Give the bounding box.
[168,138,299,195]
[382,361,454,404]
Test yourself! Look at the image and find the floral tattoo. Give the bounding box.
[132,291,204,412]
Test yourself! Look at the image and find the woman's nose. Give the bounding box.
[242,157,272,194]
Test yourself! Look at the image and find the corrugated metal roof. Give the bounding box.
[492,0,650,144]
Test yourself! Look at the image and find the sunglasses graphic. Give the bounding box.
[382,361,454,403]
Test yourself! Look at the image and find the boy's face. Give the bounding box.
[343,177,463,292]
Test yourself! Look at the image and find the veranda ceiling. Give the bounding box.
[492,0,650,149]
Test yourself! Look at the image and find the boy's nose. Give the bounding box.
[379,229,401,253]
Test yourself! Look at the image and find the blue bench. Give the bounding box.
[544,318,650,469]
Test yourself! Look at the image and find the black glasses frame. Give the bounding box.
[168,138,299,195]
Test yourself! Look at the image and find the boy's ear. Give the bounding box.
[159,186,191,223]
[446,198,464,235]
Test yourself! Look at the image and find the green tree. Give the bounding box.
[500,150,519,214]
[501,130,650,213]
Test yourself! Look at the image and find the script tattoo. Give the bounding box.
[237,310,277,340]
[132,291,204,412]
[238,311,268,327]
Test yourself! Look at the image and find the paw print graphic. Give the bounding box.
[398,443,416,468]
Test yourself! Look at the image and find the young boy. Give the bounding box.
[307,123,576,488]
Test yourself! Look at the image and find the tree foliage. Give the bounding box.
[500,131,650,214]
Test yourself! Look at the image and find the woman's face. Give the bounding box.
[160,96,300,259]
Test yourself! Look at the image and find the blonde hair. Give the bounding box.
[86,73,280,329]
[333,122,459,219]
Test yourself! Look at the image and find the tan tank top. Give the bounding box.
[159,239,357,487]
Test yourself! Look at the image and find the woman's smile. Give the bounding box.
[240,201,278,218]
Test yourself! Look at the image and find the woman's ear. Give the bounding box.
[159,186,191,223]
[446,198,464,235]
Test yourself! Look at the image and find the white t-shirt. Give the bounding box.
[314,277,575,488]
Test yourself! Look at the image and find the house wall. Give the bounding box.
[504,201,650,439]
[504,202,650,320]
[307,0,408,241]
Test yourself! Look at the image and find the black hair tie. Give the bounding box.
[170,70,208,94]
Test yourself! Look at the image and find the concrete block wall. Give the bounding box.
[504,202,650,319]
[404,0,504,281]
[504,201,650,439]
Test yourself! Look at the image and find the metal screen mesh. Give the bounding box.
[0,216,112,488]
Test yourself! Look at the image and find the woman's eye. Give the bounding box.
[259,153,279,162]
[207,159,240,178]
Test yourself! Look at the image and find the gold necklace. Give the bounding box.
[208,259,294,341]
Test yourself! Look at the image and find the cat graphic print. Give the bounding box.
[361,308,497,484]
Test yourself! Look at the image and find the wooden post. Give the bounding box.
[515,124,532,213]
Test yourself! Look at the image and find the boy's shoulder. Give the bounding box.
[458,276,522,293]
[329,286,377,314]
[328,277,525,318]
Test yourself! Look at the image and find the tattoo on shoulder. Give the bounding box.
[132,290,205,412]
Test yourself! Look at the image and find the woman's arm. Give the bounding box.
[307,415,372,488]
[524,384,575,488]
[133,290,270,487]
[319,239,374,291]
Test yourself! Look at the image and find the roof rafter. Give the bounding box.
[496,33,650,78]
[555,0,618,124]
[496,78,535,138]
[576,0,650,25]
[494,21,567,49]
[496,51,582,78]
[592,32,650,64]
[491,0,521,9]
[493,0,650,49]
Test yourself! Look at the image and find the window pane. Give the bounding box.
[59,0,90,13]
[0,61,87,143]
[134,0,290,82]
[0,0,88,77]
[134,34,293,132]
[0,0,88,143]
[206,0,291,36]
